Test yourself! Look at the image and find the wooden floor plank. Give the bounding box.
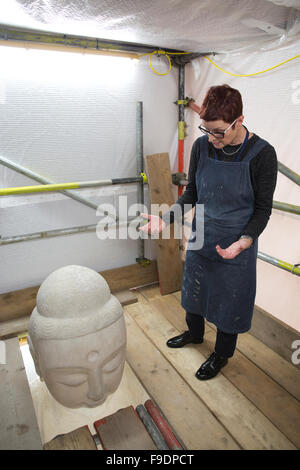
[130,288,147,304]
[0,263,157,323]
[0,338,43,450]
[114,290,138,306]
[94,406,157,450]
[149,296,300,448]
[172,289,300,371]
[126,301,296,450]
[135,284,161,302]
[101,262,158,293]
[0,290,137,340]
[250,305,300,368]
[171,290,182,303]
[124,311,240,450]
[0,316,29,341]
[205,330,300,448]
[44,425,97,450]
[234,332,300,402]
[169,291,300,402]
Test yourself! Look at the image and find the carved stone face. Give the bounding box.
[31,318,126,408]
[28,265,126,409]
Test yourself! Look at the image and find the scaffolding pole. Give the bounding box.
[2,224,300,278]
[0,25,191,56]
[136,101,146,263]
[0,155,100,212]
[258,251,300,276]
[278,161,300,186]
[177,65,185,197]
[0,176,143,196]
[272,200,300,216]
[0,217,140,245]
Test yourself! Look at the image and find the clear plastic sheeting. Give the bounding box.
[0,44,176,293]
[0,0,299,53]
[185,39,300,331]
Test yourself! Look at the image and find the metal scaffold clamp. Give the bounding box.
[136,257,151,267]
[291,263,300,275]
[140,172,148,184]
[173,97,194,107]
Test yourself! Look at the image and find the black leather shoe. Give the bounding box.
[166,331,203,348]
[195,352,228,380]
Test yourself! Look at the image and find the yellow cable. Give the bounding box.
[148,50,171,76]
[139,49,300,77]
[203,54,300,77]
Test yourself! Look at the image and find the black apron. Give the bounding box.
[181,134,268,334]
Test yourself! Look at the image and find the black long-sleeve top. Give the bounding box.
[162,132,278,241]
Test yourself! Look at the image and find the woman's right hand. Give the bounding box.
[138,213,166,235]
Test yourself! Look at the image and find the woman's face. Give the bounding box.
[34,316,126,408]
[202,118,244,149]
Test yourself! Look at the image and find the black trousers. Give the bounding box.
[186,311,238,358]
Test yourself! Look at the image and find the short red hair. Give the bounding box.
[199,84,243,123]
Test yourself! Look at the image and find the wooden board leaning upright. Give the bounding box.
[146,153,183,295]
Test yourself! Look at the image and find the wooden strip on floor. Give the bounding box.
[124,311,240,450]
[250,305,300,368]
[101,262,158,293]
[126,301,296,450]
[0,316,29,341]
[145,153,183,295]
[0,290,137,340]
[0,338,43,450]
[115,290,138,306]
[206,330,300,448]
[149,295,300,448]
[135,283,162,302]
[169,290,300,402]
[175,289,300,371]
[0,286,39,322]
[94,406,157,450]
[235,332,300,402]
[0,262,157,323]
[44,425,97,450]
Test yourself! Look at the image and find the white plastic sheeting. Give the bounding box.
[185,38,300,331]
[0,0,300,53]
[0,45,178,293]
[0,0,299,330]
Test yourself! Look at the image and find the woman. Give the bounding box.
[140,84,277,380]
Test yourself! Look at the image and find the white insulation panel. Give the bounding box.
[0,45,177,293]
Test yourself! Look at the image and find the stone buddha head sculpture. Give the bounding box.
[28,265,126,409]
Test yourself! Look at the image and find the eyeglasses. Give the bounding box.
[198,118,238,139]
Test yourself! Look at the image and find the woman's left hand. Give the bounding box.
[216,238,252,260]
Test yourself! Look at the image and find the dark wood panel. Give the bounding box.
[94,406,157,450]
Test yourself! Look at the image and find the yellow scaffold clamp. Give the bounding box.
[136,257,151,267]
[173,97,194,107]
[140,172,148,184]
